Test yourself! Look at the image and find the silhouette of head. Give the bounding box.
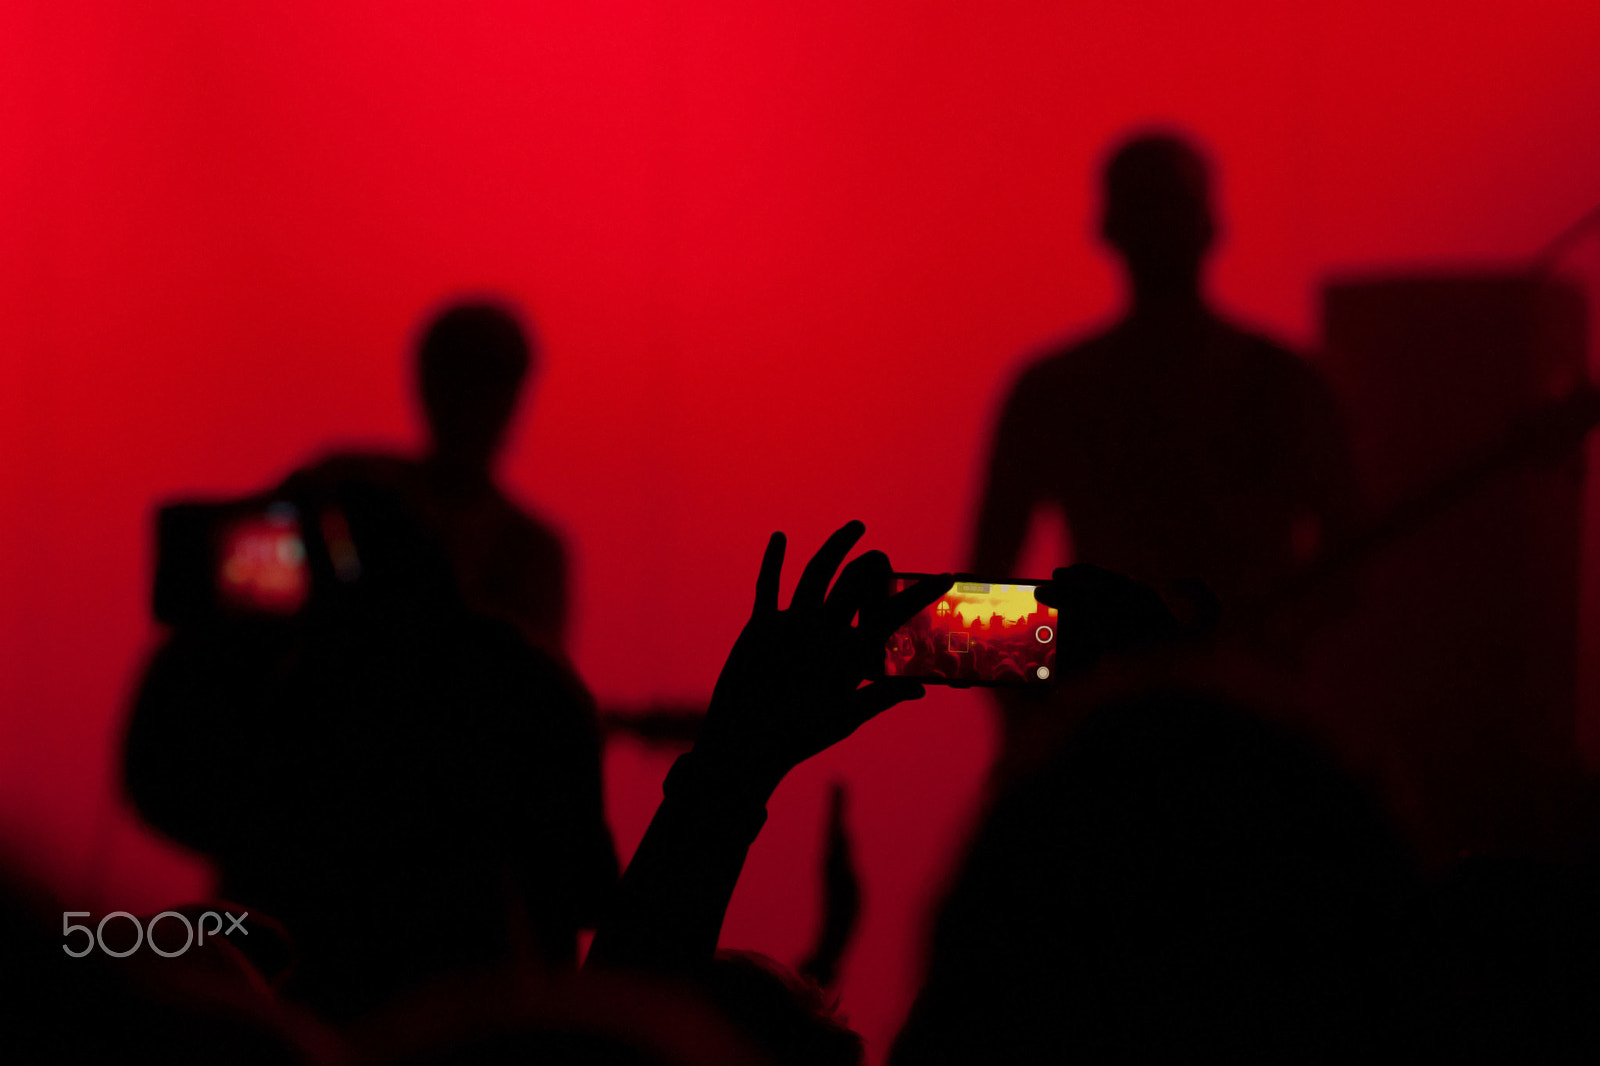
[417,300,534,473]
[1099,132,1216,302]
[897,688,1412,1063]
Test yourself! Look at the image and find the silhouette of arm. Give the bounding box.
[972,371,1046,575]
[551,534,571,648]
[527,522,572,652]
[582,751,769,971]
[499,510,571,653]
[586,523,950,972]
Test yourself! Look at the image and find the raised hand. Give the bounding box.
[691,521,952,797]
[587,524,949,973]
[1034,564,1208,674]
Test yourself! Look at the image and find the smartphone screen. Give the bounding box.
[885,575,1058,687]
[215,503,309,615]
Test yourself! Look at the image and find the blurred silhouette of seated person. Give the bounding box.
[306,299,569,654]
[125,473,616,1023]
[972,132,1358,662]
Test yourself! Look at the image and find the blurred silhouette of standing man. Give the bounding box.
[408,300,569,651]
[973,133,1357,675]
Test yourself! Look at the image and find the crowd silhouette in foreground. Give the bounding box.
[4,130,1600,1063]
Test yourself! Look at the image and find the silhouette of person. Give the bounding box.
[305,300,570,653]
[972,132,1358,637]
[126,475,616,1021]
[407,300,570,652]
[889,686,1418,1066]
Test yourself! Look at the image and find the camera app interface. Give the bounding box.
[885,578,1057,685]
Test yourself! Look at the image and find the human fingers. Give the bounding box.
[1035,563,1150,611]
[823,549,891,628]
[791,520,866,611]
[841,677,928,733]
[752,531,787,616]
[862,571,953,643]
[1041,564,1183,658]
[1033,565,1078,610]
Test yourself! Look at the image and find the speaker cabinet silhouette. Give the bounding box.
[1320,273,1588,860]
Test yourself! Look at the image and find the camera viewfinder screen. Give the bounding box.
[217,504,309,615]
[885,576,1058,686]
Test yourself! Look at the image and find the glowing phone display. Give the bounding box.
[885,575,1057,687]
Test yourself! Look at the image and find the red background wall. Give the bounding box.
[3,2,1600,1058]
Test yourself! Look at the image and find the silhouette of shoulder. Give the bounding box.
[287,449,570,649]
[996,315,1344,468]
[1012,314,1318,393]
[977,313,1356,597]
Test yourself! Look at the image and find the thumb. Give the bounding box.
[844,678,927,733]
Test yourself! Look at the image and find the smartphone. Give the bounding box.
[884,574,1058,687]
[153,499,310,624]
